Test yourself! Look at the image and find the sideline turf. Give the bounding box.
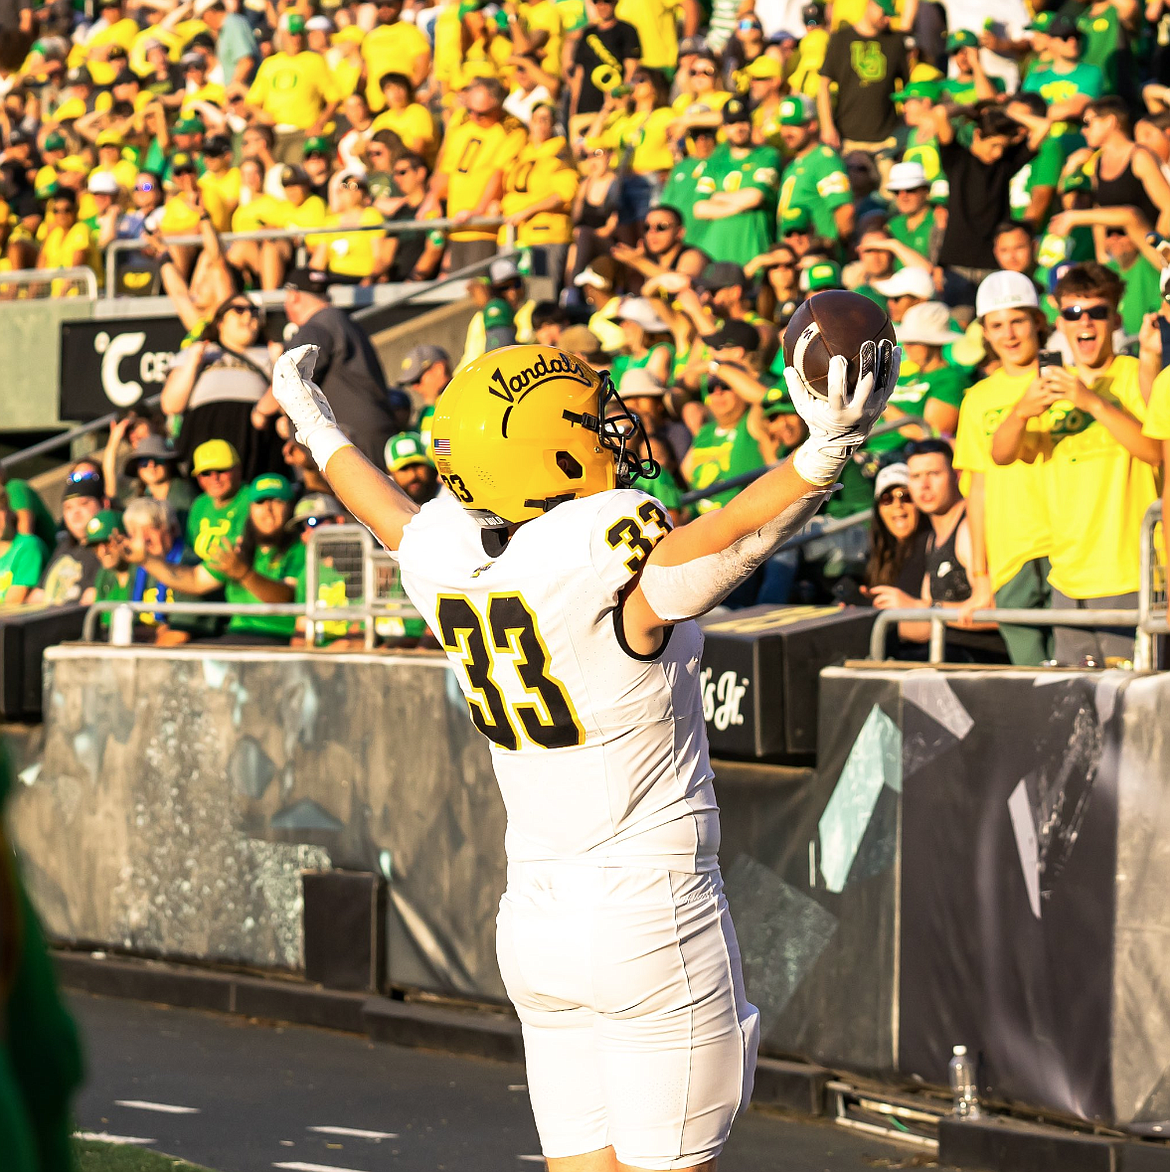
[75,1139,215,1172]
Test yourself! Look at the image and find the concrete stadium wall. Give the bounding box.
[12,647,1170,1130]
[0,299,95,431]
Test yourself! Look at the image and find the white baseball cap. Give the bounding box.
[617,296,667,332]
[872,267,934,300]
[874,462,910,498]
[975,269,1039,318]
[886,161,929,192]
[87,171,118,195]
[896,301,963,346]
[574,265,612,291]
[619,367,667,398]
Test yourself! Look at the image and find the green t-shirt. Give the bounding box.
[778,144,851,241]
[868,364,969,453]
[296,559,380,643]
[1010,131,1084,226]
[661,158,706,239]
[631,468,683,510]
[5,480,57,551]
[416,403,436,454]
[691,143,780,266]
[211,540,306,638]
[186,487,251,563]
[1077,3,1124,95]
[903,128,942,185]
[0,534,46,602]
[1020,61,1104,117]
[610,342,675,388]
[94,567,133,604]
[856,284,888,312]
[1106,254,1162,336]
[686,413,766,512]
[888,211,933,264]
[940,74,1006,106]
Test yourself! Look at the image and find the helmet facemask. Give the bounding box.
[563,369,660,492]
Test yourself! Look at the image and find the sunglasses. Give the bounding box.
[67,469,101,484]
[1059,303,1110,321]
[225,302,258,317]
[772,260,795,269]
[340,178,364,189]
[878,487,911,505]
[643,219,673,231]
[197,467,233,478]
[692,67,715,77]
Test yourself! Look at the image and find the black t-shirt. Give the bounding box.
[40,535,101,606]
[286,306,396,467]
[821,28,909,142]
[572,20,642,115]
[937,137,1035,269]
[386,201,427,281]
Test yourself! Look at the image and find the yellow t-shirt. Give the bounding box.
[92,159,139,191]
[1039,355,1157,598]
[362,20,432,110]
[330,53,364,100]
[500,137,579,245]
[70,15,139,66]
[1143,364,1170,440]
[830,0,871,28]
[181,82,226,118]
[518,0,564,75]
[432,3,465,92]
[671,89,733,118]
[40,221,91,269]
[953,367,1052,591]
[242,194,328,233]
[591,106,675,174]
[370,103,437,157]
[313,206,385,277]
[247,51,340,130]
[160,188,227,235]
[615,0,679,70]
[199,168,242,228]
[438,117,529,240]
[129,27,183,74]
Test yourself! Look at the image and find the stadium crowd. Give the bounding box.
[0,0,1166,663]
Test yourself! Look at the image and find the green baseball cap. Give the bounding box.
[385,432,435,471]
[286,12,306,32]
[173,116,205,136]
[43,131,66,152]
[303,135,331,157]
[83,509,125,545]
[761,384,798,417]
[781,205,813,234]
[483,297,515,331]
[871,0,897,15]
[1027,10,1055,31]
[250,473,296,502]
[946,28,978,50]
[805,259,843,291]
[893,80,941,104]
[778,94,816,126]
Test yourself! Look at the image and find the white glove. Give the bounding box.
[785,339,901,486]
[272,344,352,472]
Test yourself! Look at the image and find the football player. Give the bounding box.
[273,338,899,1172]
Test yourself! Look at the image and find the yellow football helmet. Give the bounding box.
[429,345,658,528]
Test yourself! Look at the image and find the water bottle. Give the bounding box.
[109,604,134,647]
[949,1045,980,1118]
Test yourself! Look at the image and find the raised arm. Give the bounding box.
[272,346,420,550]
[621,342,901,654]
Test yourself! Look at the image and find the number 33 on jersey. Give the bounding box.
[394,487,719,870]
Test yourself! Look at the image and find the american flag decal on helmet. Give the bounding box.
[433,438,451,455]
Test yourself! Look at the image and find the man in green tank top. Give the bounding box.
[682,366,767,514]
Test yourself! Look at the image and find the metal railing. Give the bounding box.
[104,215,509,300]
[868,607,1150,668]
[0,265,98,300]
[1140,499,1167,636]
[82,524,422,645]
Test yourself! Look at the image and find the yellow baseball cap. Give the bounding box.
[331,24,365,44]
[57,155,90,174]
[53,98,86,121]
[96,128,124,147]
[192,438,240,475]
[745,55,782,80]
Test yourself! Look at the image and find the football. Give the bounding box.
[783,290,896,400]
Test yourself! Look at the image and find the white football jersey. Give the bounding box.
[395,488,719,872]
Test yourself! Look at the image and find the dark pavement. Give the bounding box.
[72,992,935,1172]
